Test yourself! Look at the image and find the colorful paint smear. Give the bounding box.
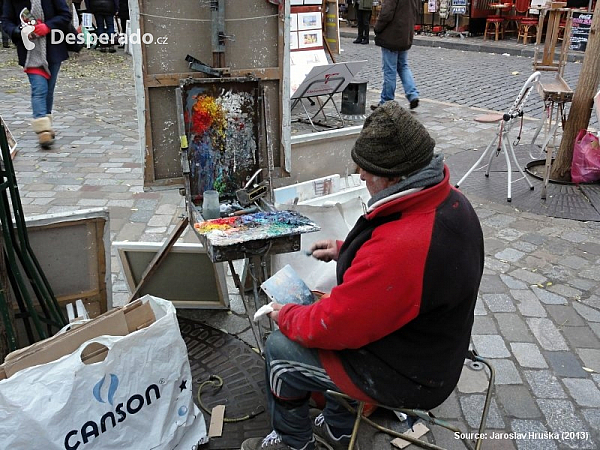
[183,82,260,199]
[194,210,320,247]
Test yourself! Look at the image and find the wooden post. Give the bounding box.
[552,2,600,181]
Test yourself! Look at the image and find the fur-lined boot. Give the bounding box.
[31,116,54,149]
[47,114,56,139]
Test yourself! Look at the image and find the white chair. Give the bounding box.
[455,71,541,202]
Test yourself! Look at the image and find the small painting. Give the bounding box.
[298,29,323,48]
[297,12,321,31]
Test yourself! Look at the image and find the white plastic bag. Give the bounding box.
[0,295,207,449]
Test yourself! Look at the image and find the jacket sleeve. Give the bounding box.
[277,218,432,350]
[374,0,398,34]
[1,0,19,41]
[44,0,72,31]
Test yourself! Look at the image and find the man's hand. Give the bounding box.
[268,302,284,323]
[310,240,339,262]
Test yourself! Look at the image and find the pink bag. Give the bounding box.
[571,129,600,184]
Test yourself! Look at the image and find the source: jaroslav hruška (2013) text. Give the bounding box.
[454,431,590,440]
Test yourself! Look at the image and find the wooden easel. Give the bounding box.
[531,3,574,199]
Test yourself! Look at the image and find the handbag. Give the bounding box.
[66,23,84,52]
[571,129,600,184]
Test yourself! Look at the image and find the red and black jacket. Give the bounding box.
[278,167,484,410]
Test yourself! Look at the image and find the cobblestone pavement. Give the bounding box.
[1,36,600,450]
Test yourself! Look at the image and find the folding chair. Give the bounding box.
[326,350,495,450]
[455,71,540,202]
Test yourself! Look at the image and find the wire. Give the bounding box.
[139,12,278,23]
[197,375,266,423]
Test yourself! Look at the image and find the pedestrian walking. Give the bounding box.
[372,0,420,110]
[0,0,12,48]
[240,101,484,450]
[352,0,373,44]
[1,0,71,148]
[116,0,127,39]
[86,0,117,52]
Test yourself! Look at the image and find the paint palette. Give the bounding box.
[192,210,320,263]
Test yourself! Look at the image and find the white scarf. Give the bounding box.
[24,0,50,76]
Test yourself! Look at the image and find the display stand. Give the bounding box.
[291,60,366,131]
[530,4,573,200]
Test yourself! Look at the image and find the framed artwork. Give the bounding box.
[298,29,323,48]
[290,13,298,31]
[290,32,299,50]
[297,12,321,30]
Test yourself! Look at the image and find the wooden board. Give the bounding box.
[131,1,289,190]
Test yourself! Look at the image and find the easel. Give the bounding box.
[291,60,366,131]
[530,3,573,200]
[291,76,346,130]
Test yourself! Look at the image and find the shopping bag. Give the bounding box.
[0,295,208,449]
[571,129,600,184]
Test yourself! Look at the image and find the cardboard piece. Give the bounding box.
[391,422,430,449]
[0,299,155,380]
[208,405,226,437]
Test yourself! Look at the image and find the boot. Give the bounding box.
[46,114,56,139]
[31,116,54,149]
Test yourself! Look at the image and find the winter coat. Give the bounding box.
[277,167,484,410]
[374,0,419,51]
[354,0,373,10]
[1,0,71,67]
[85,0,116,15]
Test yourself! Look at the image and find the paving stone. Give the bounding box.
[512,290,547,317]
[511,343,548,369]
[495,248,526,263]
[523,370,567,399]
[562,326,600,349]
[582,409,600,430]
[546,305,585,327]
[575,349,600,374]
[510,419,557,450]
[526,318,569,351]
[480,273,508,293]
[500,274,528,290]
[483,294,516,313]
[492,359,523,385]
[497,386,541,419]
[590,323,600,340]
[457,365,489,394]
[472,316,498,335]
[536,399,595,449]
[496,314,535,343]
[530,286,567,305]
[472,335,511,358]
[544,352,588,378]
[572,302,600,323]
[509,269,547,286]
[459,395,505,429]
[430,391,462,419]
[562,378,600,407]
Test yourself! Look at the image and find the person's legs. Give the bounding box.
[27,73,49,119]
[360,9,372,43]
[354,9,364,43]
[396,49,419,104]
[46,62,61,115]
[379,47,399,105]
[241,331,355,450]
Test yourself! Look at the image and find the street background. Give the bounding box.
[0,32,600,449]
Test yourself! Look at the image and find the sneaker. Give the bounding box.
[241,431,316,450]
[311,411,359,450]
[370,104,380,111]
[409,98,419,110]
[108,46,116,53]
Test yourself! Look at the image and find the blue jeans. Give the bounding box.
[265,331,357,449]
[95,14,115,45]
[380,47,419,104]
[27,62,61,118]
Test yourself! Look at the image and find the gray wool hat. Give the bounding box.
[351,101,436,177]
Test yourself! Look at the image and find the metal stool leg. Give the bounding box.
[455,130,500,188]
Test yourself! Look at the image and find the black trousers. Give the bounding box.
[356,8,372,41]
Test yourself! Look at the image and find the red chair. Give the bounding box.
[484,17,505,40]
[515,0,539,44]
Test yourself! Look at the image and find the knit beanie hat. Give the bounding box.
[351,101,436,177]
